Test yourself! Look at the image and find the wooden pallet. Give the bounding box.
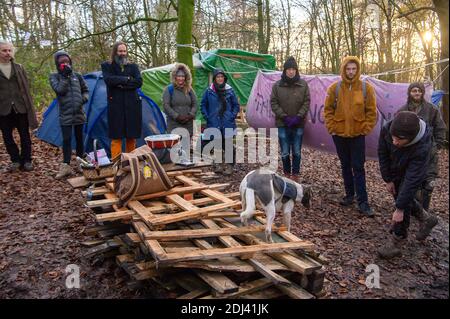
[82,168,326,299]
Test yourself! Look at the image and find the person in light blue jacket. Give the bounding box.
[200,69,240,175]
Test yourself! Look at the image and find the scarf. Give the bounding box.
[213,82,227,116]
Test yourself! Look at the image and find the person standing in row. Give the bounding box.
[201,69,240,175]
[101,41,142,160]
[397,82,447,212]
[270,56,310,181]
[49,50,89,179]
[0,40,38,172]
[324,56,377,217]
[162,63,197,137]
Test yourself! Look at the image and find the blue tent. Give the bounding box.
[36,71,167,157]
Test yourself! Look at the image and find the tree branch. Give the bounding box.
[396,6,436,18]
[36,16,178,71]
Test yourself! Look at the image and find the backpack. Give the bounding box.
[113,145,173,206]
[334,79,367,108]
[167,83,194,101]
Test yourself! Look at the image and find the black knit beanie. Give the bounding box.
[390,111,420,141]
[283,56,298,71]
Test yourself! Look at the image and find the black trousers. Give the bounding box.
[61,124,84,164]
[0,111,32,164]
[391,180,424,238]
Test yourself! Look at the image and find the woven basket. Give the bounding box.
[82,163,115,181]
[81,139,116,181]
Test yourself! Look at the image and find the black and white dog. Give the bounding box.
[239,168,312,243]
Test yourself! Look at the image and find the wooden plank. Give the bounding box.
[127,200,155,221]
[142,192,240,214]
[86,197,120,208]
[155,241,314,264]
[202,277,274,299]
[276,281,314,299]
[134,185,209,201]
[81,187,109,197]
[166,194,198,210]
[67,176,90,188]
[177,288,209,299]
[145,239,168,261]
[194,270,239,294]
[148,201,241,226]
[216,219,321,275]
[166,169,203,177]
[199,219,291,287]
[153,211,253,220]
[116,254,134,265]
[125,233,141,245]
[96,210,134,222]
[176,175,234,203]
[145,225,286,241]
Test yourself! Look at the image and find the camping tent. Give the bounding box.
[140,48,276,120]
[36,71,166,157]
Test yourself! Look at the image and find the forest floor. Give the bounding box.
[0,130,448,299]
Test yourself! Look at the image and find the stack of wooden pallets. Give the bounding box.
[72,166,326,299]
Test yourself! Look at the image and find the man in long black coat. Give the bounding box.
[101,41,142,159]
[377,111,438,259]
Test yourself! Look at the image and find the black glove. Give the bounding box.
[61,64,72,77]
[176,115,188,123]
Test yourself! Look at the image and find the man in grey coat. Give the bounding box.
[271,56,310,180]
[0,40,38,172]
[398,82,447,212]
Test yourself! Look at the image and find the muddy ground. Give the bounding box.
[0,132,448,299]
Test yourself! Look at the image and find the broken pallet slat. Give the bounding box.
[153,241,314,264]
[148,201,241,226]
[194,270,239,294]
[96,210,135,222]
[216,219,322,275]
[145,225,286,241]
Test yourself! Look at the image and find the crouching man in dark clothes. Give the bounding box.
[377,111,438,259]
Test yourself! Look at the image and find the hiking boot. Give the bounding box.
[55,163,72,180]
[416,211,438,241]
[339,196,354,206]
[358,202,374,217]
[301,185,312,209]
[73,163,84,174]
[9,162,21,172]
[223,164,234,176]
[23,162,34,172]
[378,235,405,259]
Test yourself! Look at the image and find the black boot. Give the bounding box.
[378,234,405,259]
[416,209,438,241]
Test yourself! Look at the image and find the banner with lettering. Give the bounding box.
[246,71,433,159]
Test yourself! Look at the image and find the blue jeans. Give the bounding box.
[278,127,304,175]
[332,135,368,204]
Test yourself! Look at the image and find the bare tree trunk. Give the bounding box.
[176,0,195,77]
[433,0,449,136]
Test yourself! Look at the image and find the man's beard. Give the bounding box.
[114,55,128,66]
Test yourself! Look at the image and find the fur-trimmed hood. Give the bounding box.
[170,63,192,92]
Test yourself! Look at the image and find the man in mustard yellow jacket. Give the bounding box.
[324,56,377,216]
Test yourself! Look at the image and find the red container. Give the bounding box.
[144,134,181,149]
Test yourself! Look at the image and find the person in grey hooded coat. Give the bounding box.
[49,50,89,179]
